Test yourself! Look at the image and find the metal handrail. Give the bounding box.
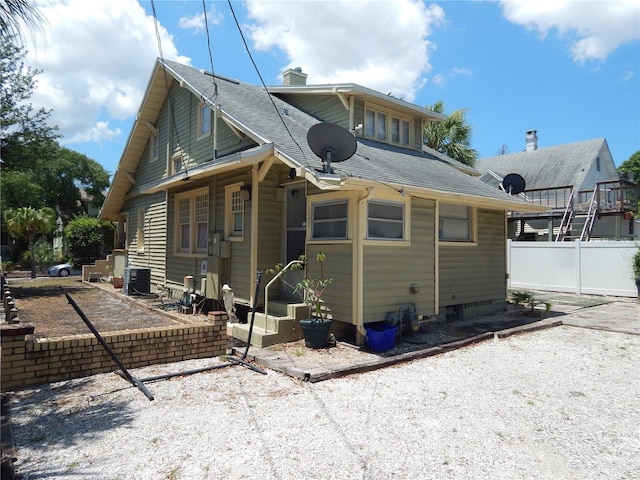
[555,188,575,242]
[263,260,303,333]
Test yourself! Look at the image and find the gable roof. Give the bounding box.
[476,138,611,190]
[101,59,545,219]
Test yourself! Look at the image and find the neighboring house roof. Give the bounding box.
[101,59,544,219]
[476,138,615,190]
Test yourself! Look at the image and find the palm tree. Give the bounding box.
[423,100,477,167]
[0,0,44,46]
[4,206,56,278]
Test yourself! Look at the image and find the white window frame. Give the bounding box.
[136,208,145,252]
[225,182,245,241]
[171,151,183,176]
[310,198,349,240]
[438,203,476,244]
[364,104,412,147]
[174,187,209,255]
[366,199,408,242]
[150,133,159,162]
[198,102,212,139]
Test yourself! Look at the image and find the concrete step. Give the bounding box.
[228,319,303,348]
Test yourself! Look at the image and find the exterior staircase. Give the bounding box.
[556,186,598,242]
[227,297,309,348]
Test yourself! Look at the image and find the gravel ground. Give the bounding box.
[7,325,640,480]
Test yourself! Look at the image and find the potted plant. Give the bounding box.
[632,247,640,302]
[269,252,333,348]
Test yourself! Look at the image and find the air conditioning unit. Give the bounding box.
[123,267,151,296]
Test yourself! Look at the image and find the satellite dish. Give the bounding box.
[307,123,357,173]
[501,173,526,195]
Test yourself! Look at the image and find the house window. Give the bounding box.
[198,102,212,139]
[137,208,145,251]
[439,203,474,242]
[367,200,405,240]
[311,200,348,240]
[175,188,209,254]
[171,151,183,175]
[150,133,159,162]
[225,183,245,241]
[365,106,411,146]
[596,157,601,171]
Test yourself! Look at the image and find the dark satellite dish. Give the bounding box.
[307,123,357,173]
[501,173,526,195]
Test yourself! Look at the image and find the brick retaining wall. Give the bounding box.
[1,314,228,392]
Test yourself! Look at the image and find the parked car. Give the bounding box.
[47,263,73,277]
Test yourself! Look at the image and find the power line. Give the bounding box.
[226,0,310,170]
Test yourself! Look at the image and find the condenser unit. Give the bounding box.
[123,267,151,296]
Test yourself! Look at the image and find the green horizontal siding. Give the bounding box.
[439,209,506,311]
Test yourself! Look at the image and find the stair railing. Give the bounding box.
[263,260,304,333]
[555,188,576,242]
[580,185,599,241]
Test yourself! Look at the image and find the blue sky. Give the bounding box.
[24,1,640,179]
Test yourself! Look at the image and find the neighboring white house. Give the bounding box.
[477,131,637,241]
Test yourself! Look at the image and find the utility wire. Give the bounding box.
[226,0,311,170]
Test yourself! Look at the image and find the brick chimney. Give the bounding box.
[282,67,307,86]
[525,130,538,152]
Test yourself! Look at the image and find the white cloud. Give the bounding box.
[178,8,223,34]
[499,0,640,62]
[244,0,445,102]
[25,0,190,145]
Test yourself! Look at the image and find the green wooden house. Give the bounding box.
[100,59,544,346]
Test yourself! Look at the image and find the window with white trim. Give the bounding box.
[367,200,405,240]
[439,203,474,242]
[365,106,411,147]
[136,208,145,251]
[225,183,245,240]
[150,133,159,162]
[311,200,348,240]
[198,102,212,139]
[175,188,209,254]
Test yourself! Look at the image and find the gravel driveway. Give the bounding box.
[7,324,639,480]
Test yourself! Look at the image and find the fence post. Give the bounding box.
[576,240,582,295]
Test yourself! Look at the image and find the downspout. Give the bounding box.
[434,200,440,317]
[354,187,373,344]
[249,165,259,307]
[213,102,218,162]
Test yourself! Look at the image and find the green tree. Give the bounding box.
[3,206,56,278]
[0,37,110,215]
[64,216,114,268]
[423,100,477,167]
[618,150,640,184]
[0,36,59,171]
[618,150,640,212]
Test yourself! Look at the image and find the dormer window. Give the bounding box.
[365,106,411,147]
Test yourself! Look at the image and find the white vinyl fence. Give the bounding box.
[508,240,640,298]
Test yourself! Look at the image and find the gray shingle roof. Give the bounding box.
[162,59,531,206]
[476,138,607,190]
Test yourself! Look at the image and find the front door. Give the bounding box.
[284,184,306,294]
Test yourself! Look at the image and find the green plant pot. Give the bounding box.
[300,319,332,349]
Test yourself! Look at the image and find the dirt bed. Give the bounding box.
[3,276,183,339]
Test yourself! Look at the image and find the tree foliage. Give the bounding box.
[3,206,56,277]
[423,100,477,167]
[0,36,110,216]
[0,0,44,47]
[64,216,114,267]
[618,150,640,184]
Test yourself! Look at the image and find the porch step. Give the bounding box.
[228,316,303,348]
